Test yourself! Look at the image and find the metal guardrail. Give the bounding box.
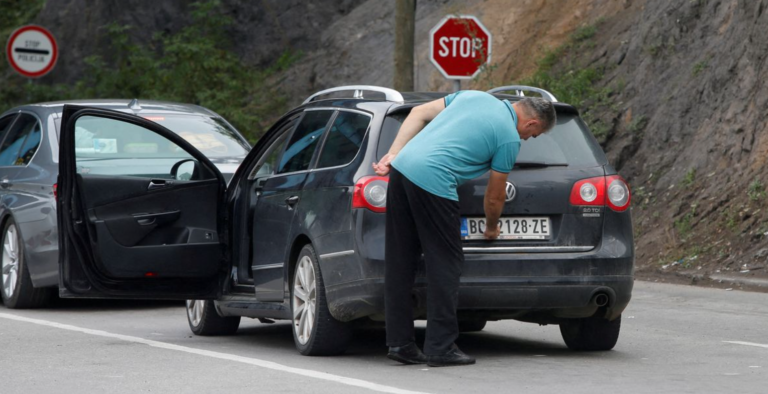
[487,85,558,102]
[303,85,405,104]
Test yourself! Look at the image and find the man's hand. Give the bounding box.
[483,170,508,241]
[373,153,396,176]
[484,222,500,240]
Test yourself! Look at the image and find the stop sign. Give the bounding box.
[429,15,492,80]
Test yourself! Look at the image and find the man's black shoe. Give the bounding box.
[427,345,476,367]
[387,342,428,365]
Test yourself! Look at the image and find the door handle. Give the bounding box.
[0,179,10,189]
[148,179,172,191]
[133,210,181,226]
[285,196,300,206]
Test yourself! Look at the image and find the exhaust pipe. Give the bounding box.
[591,292,610,307]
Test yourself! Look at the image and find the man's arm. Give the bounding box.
[372,98,446,176]
[483,170,508,240]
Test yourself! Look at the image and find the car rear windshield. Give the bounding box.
[378,111,607,168]
[59,113,250,158]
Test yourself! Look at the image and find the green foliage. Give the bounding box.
[680,168,696,188]
[721,207,739,232]
[0,0,46,36]
[570,24,597,43]
[691,61,708,76]
[517,19,617,141]
[675,203,697,240]
[748,180,765,202]
[627,115,648,134]
[1,0,293,142]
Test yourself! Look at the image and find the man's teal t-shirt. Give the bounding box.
[391,90,521,201]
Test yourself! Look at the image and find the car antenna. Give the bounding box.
[128,98,142,111]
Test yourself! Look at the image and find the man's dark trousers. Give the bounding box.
[385,168,464,356]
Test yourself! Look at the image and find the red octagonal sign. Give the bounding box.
[430,15,492,80]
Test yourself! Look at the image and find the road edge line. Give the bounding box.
[0,312,431,394]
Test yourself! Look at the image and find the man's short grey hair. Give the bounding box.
[519,97,557,131]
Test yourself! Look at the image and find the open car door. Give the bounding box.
[58,105,227,299]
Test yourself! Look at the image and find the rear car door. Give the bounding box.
[251,109,334,301]
[58,105,228,299]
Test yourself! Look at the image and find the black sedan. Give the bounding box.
[0,99,250,308]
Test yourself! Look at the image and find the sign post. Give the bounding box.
[6,25,58,78]
[429,15,492,92]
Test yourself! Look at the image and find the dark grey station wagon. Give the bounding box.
[55,86,634,356]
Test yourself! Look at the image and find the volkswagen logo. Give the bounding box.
[505,182,516,202]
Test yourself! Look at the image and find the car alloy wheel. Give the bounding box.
[1,224,19,299]
[290,244,351,356]
[185,299,240,336]
[292,255,317,345]
[186,299,205,327]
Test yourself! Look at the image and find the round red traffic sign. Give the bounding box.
[5,25,58,78]
[429,15,492,80]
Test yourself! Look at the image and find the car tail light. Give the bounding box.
[53,183,57,200]
[570,176,631,211]
[570,176,605,206]
[352,176,388,213]
[606,175,631,212]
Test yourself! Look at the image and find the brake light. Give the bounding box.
[606,175,631,212]
[352,176,388,213]
[569,176,631,212]
[569,177,605,206]
[53,183,57,200]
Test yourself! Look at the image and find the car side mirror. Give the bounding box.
[171,159,199,181]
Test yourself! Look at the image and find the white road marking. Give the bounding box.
[723,341,768,349]
[0,312,431,394]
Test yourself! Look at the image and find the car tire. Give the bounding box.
[458,320,487,333]
[559,314,621,351]
[291,244,351,356]
[1,218,52,309]
[186,299,240,336]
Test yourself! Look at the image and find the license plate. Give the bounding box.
[461,217,550,240]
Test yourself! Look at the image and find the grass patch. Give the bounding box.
[691,61,708,76]
[517,19,616,142]
[627,115,648,134]
[674,203,698,240]
[748,180,765,202]
[680,168,696,188]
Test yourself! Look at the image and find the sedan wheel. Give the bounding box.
[185,299,240,336]
[1,224,19,299]
[290,244,351,356]
[0,219,51,309]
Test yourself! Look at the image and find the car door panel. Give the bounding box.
[58,105,226,299]
[77,175,220,278]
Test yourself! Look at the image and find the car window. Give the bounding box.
[278,110,334,174]
[140,115,250,158]
[316,111,370,168]
[377,112,607,168]
[0,113,40,166]
[248,118,297,179]
[0,114,17,145]
[74,115,211,180]
[16,116,42,166]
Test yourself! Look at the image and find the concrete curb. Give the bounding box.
[708,274,768,288]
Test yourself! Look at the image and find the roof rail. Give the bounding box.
[303,85,405,104]
[487,85,558,102]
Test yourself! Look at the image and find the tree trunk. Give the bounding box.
[394,0,416,92]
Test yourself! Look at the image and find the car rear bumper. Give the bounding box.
[325,255,634,323]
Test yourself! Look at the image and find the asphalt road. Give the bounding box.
[1,281,766,394]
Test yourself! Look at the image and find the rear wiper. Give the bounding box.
[514,161,568,168]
